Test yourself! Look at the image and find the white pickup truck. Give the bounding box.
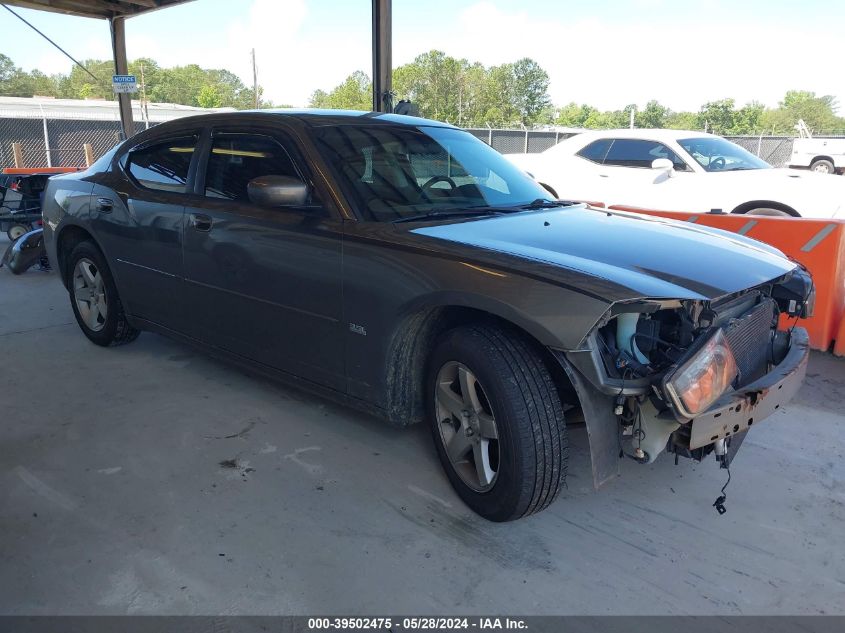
[788,120,845,175]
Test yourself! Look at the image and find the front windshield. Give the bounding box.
[678,137,771,172]
[314,124,553,221]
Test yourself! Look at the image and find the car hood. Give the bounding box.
[413,205,798,301]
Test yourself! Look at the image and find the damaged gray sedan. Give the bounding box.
[41,111,812,521]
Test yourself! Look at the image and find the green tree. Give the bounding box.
[197,84,222,108]
[481,62,518,126]
[57,59,114,99]
[636,100,668,128]
[393,51,467,123]
[309,70,371,110]
[731,101,764,134]
[0,53,60,97]
[0,54,16,84]
[555,103,596,127]
[776,90,841,133]
[697,98,737,134]
[665,111,699,130]
[511,58,551,125]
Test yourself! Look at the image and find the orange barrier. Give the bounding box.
[2,167,83,175]
[607,206,845,356]
[835,318,845,356]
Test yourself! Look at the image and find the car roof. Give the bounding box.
[148,109,458,132]
[566,128,715,144]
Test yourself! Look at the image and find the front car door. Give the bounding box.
[599,138,692,208]
[181,125,345,391]
[90,132,202,330]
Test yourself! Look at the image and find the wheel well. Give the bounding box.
[731,200,800,217]
[56,225,96,288]
[383,305,579,427]
[810,155,834,165]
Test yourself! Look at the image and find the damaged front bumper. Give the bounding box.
[685,327,809,450]
[553,325,810,489]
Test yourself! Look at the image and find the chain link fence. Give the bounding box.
[0,97,221,169]
[468,127,797,166]
[724,136,794,167]
[0,112,155,169]
[0,108,802,169]
[466,128,581,154]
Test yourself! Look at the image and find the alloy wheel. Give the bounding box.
[434,361,500,492]
[73,258,108,332]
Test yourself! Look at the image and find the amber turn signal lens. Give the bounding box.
[665,330,738,418]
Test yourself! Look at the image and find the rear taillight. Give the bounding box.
[10,181,19,191]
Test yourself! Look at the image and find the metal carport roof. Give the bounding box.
[2,1,393,139]
[2,0,195,19]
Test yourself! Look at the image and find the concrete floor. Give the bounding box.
[1,237,844,615]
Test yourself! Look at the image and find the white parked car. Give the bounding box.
[505,129,845,218]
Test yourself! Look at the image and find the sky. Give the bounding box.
[1,0,843,113]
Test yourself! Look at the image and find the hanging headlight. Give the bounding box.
[663,329,738,418]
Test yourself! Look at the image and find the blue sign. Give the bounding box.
[112,74,137,93]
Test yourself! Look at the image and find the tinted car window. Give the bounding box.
[203,133,309,204]
[678,137,771,172]
[126,136,197,193]
[576,139,612,164]
[315,125,551,222]
[604,139,689,170]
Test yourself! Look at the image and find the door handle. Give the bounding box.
[96,197,113,212]
[189,213,213,231]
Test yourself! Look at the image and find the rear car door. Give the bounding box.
[91,132,201,331]
[181,126,345,390]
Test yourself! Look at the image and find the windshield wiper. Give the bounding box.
[517,199,576,209]
[393,209,505,224]
[721,166,757,172]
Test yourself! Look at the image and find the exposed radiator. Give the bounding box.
[722,298,776,386]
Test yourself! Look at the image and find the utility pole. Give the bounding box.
[629,107,635,129]
[251,48,258,109]
[139,62,149,129]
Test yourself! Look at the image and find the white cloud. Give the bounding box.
[123,0,371,107]
[15,0,843,113]
[394,2,845,113]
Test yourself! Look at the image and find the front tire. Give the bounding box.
[427,324,568,522]
[67,241,140,347]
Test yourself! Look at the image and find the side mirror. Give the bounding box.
[247,175,309,207]
[651,158,675,179]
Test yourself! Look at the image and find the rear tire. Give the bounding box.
[67,241,140,347]
[810,159,835,174]
[7,223,29,241]
[427,324,568,522]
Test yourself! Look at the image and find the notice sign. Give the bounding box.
[112,74,138,94]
